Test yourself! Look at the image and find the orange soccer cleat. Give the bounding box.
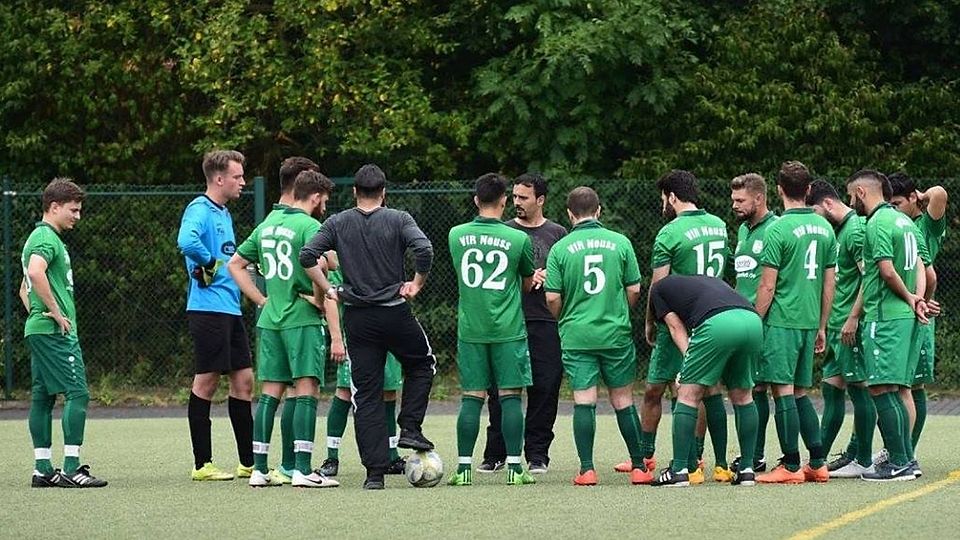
[757,464,805,484]
[574,470,599,486]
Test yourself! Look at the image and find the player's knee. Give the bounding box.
[335,388,352,401]
[65,388,90,404]
[643,385,664,403]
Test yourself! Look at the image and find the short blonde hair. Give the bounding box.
[731,173,766,194]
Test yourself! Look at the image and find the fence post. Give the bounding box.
[3,176,13,399]
[254,176,266,225]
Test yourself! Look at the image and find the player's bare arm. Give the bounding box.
[645,265,670,344]
[227,253,267,308]
[545,291,562,320]
[324,294,346,363]
[918,185,948,220]
[877,259,927,324]
[754,266,778,319]
[625,283,641,308]
[27,254,70,335]
[662,312,689,356]
[816,266,836,354]
[400,271,428,300]
[841,285,864,346]
[18,278,29,313]
[521,274,535,293]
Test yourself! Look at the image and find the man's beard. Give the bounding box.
[852,195,867,216]
[663,204,676,220]
[734,208,755,223]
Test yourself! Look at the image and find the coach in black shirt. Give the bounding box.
[300,164,435,490]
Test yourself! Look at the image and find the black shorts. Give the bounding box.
[187,311,252,374]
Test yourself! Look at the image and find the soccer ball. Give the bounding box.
[404,450,444,487]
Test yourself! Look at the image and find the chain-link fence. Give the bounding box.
[3,176,959,399]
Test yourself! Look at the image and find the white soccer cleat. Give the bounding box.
[872,448,889,465]
[248,469,283,487]
[292,470,340,488]
[829,460,873,479]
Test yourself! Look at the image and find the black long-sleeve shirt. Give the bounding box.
[299,206,434,306]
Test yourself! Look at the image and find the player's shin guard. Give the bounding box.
[29,393,56,474]
[704,394,728,468]
[774,395,801,471]
[500,395,524,473]
[294,395,318,474]
[754,389,770,461]
[848,385,875,466]
[253,395,280,473]
[819,382,845,455]
[280,397,297,470]
[671,403,698,473]
[615,405,645,470]
[796,395,824,467]
[325,396,351,460]
[872,391,908,466]
[912,388,927,452]
[62,390,89,474]
[573,404,597,473]
[457,395,484,473]
[734,403,759,471]
[228,396,254,468]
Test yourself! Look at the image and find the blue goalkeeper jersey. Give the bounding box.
[177,195,241,315]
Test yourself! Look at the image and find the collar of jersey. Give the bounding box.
[572,219,603,230]
[473,216,502,224]
[201,194,226,210]
[782,207,814,215]
[749,211,776,230]
[867,202,891,220]
[273,203,289,210]
[836,210,856,231]
[283,207,307,216]
[678,209,705,216]
[35,221,62,237]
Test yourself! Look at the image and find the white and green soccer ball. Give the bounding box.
[404,450,444,488]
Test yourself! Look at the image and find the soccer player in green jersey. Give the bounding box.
[19,179,107,488]
[228,170,339,488]
[846,170,931,482]
[545,187,650,486]
[318,252,406,478]
[730,173,777,474]
[641,170,730,484]
[805,180,878,478]
[887,172,947,460]
[447,173,538,486]
[755,161,837,485]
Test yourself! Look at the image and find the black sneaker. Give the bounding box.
[827,453,853,472]
[861,461,916,482]
[731,455,742,473]
[911,459,923,478]
[732,469,756,486]
[363,475,385,490]
[56,465,108,488]
[31,470,61,488]
[731,455,766,473]
[318,458,339,477]
[528,460,548,475]
[651,467,689,487]
[386,457,406,475]
[397,430,434,451]
[477,460,504,474]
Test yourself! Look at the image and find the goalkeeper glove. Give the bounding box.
[191,258,223,288]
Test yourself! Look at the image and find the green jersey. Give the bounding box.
[448,217,534,343]
[862,203,923,322]
[545,220,642,350]
[914,212,946,265]
[652,209,729,277]
[828,211,865,331]
[22,222,77,337]
[759,208,837,329]
[236,207,323,330]
[734,212,778,303]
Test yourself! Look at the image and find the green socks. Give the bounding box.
[872,391,909,466]
[671,402,698,473]
[614,405,645,470]
[796,395,825,468]
[293,395,318,474]
[573,404,597,474]
[773,395,800,472]
[280,397,297,470]
[912,388,927,452]
[29,394,55,474]
[704,394,728,468]
[500,395,525,473]
[819,382,845,456]
[325,396,351,460]
[456,395,484,472]
[753,390,769,461]
[734,403,759,471]
[385,400,400,461]
[640,430,656,459]
[253,394,280,473]
[848,385,876,466]
[62,391,89,474]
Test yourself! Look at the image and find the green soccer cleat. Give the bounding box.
[192,462,235,481]
[447,469,473,486]
[272,467,293,484]
[506,469,536,485]
[236,464,254,478]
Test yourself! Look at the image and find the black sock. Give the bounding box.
[188,392,212,470]
[228,396,254,467]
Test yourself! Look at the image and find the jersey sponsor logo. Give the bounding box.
[734,255,758,272]
[221,240,236,256]
[752,240,763,254]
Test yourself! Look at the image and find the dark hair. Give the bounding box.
[730,173,766,194]
[42,178,85,212]
[567,186,600,218]
[279,157,319,193]
[354,164,386,197]
[846,168,892,199]
[514,172,548,198]
[293,170,335,201]
[805,179,841,206]
[777,161,812,200]
[887,172,916,198]
[202,149,244,181]
[656,170,698,204]
[475,173,508,205]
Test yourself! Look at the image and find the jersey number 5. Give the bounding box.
[583,254,606,294]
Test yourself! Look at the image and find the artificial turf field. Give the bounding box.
[2,412,958,539]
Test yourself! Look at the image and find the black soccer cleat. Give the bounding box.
[477,460,505,474]
[318,458,339,477]
[385,457,406,475]
[731,455,766,473]
[31,470,61,488]
[827,453,853,472]
[397,430,434,451]
[56,465,108,488]
[651,467,689,487]
[861,461,916,482]
[363,475,385,490]
[732,469,756,486]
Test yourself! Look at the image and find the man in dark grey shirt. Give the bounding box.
[480,173,567,474]
[299,164,436,490]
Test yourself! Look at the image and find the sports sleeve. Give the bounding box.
[28,230,58,263]
[915,226,932,265]
[650,226,674,270]
[177,202,214,266]
[299,216,336,269]
[622,239,642,286]
[824,228,838,268]
[400,211,434,274]
[235,224,261,262]
[872,224,894,262]
[922,212,946,238]
[849,219,866,264]
[544,246,563,293]
[518,235,535,277]
[759,224,783,269]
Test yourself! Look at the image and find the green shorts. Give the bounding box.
[457,339,532,392]
[26,333,88,397]
[913,318,935,385]
[863,319,921,387]
[563,344,637,391]
[755,325,816,388]
[679,309,761,390]
[823,327,867,383]
[336,353,402,391]
[647,323,682,384]
[257,325,326,384]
